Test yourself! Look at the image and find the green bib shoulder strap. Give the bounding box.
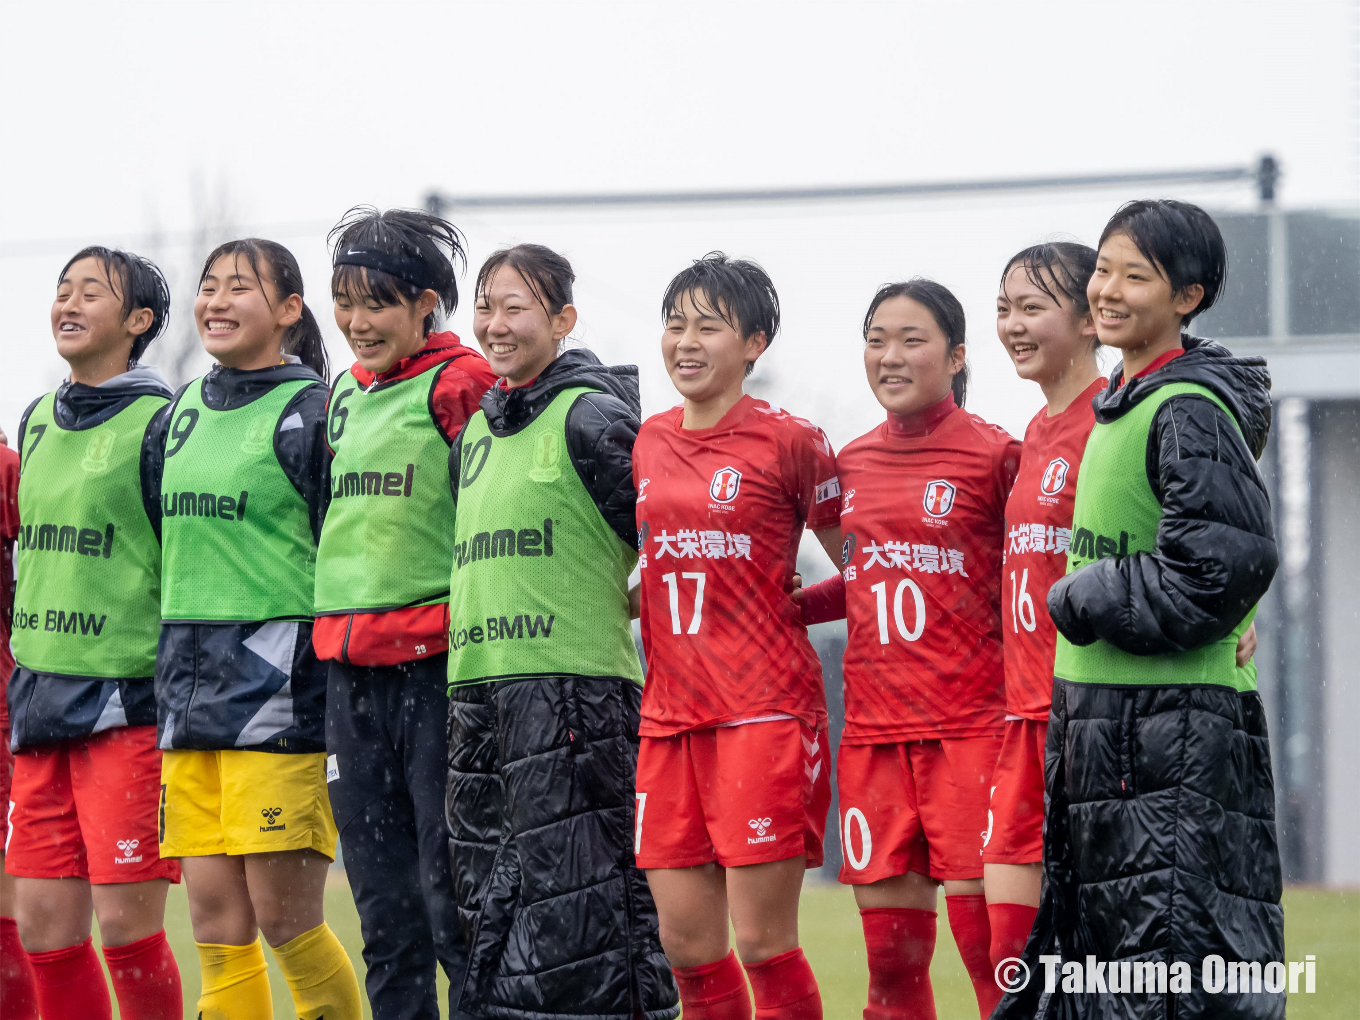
[448,387,642,686]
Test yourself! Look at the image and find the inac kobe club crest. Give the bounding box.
[710,466,742,503]
[922,479,957,517]
[1040,457,1070,496]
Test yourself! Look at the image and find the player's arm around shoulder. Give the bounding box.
[433,350,497,510]
[780,414,843,578]
[430,349,498,445]
[1048,394,1277,654]
[565,390,641,549]
[138,387,189,544]
[138,396,175,543]
[274,381,333,541]
[984,421,1022,519]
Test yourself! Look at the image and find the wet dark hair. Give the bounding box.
[662,252,779,378]
[862,278,968,407]
[198,239,329,378]
[1098,199,1227,325]
[329,206,466,336]
[475,244,576,319]
[58,246,171,368]
[1001,241,1100,348]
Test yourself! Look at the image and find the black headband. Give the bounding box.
[333,247,439,292]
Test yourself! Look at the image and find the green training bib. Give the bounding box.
[1053,381,1256,691]
[160,377,316,622]
[447,387,643,686]
[314,365,456,614]
[12,392,166,679]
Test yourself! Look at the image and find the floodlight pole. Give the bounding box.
[425,156,1277,216]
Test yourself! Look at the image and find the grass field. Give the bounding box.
[90,876,1358,1018]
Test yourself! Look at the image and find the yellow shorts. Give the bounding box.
[159,749,338,859]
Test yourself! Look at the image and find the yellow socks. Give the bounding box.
[196,925,358,1020]
[195,938,274,1020]
[271,922,361,1020]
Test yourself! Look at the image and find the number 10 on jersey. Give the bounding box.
[870,579,925,644]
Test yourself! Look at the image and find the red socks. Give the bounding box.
[946,894,1001,1019]
[26,936,112,1020]
[987,901,1038,972]
[743,948,821,1019]
[860,907,937,1020]
[102,929,183,1020]
[0,916,39,1020]
[672,950,751,1019]
[673,948,821,1019]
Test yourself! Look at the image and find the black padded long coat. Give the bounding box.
[995,338,1285,1020]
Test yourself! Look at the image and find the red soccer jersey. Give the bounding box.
[837,404,1020,743]
[634,395,842,735]
[1002,378,1105,719]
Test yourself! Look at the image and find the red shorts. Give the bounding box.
[981,718,1047,865]
[836,733,1002,883]
[6,726,180,884]
[634,717,831,869]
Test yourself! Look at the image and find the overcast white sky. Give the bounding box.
[2,0,1357,443]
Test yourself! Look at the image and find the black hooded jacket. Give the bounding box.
[448,348,640,550]
[1047,335,1277,655]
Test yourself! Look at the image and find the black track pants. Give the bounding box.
[327,654,472,1020]
[447,675,678,1020]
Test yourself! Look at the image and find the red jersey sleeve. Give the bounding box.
[431,350,498,441]
[984,427,1023,519]
[799,574,846,626]
[0,444,18,543]
[784,416,842,532]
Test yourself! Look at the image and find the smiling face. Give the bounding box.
[996,264,1097,386]
[863,295,962,416]
[51,257,152,380]
[1087,232,1202,357]
[661,289,766,407]
[334,271,436,374]
[473,267,574,386]
[194,253,302,370]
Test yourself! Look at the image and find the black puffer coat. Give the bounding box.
[997,338,1284,1020]
[446,351,678,1020]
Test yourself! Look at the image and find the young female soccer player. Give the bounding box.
[986,242,1103,966]
[316,206,495,1020]
[799,279,1020,1020]
[152,239,360,1020]
[444,244,677,1020]
[8,248,182,1020]
[997,201,1282,1020]
[633,253,843,1020]
[0,435,36,1020]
